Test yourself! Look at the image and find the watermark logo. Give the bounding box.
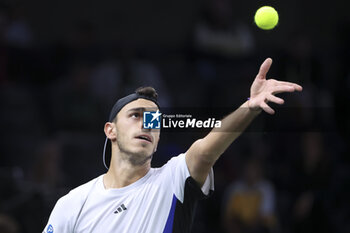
[143,110,162,129]
[143,109,222,130]
[141,107,333,133]
[162,114,221,129]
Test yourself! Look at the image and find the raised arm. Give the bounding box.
[185,58,302,185]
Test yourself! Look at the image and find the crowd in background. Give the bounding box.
[0,1,349,233]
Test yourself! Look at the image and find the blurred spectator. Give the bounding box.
[30,139,63,190]
[0,214,20,233]
[127,60,172,107]
[222,158,277,233]
[291,132,332,233]
[191,0,256,108]
[0,4,9,83]
[67,20,101,64]
[4,4,32,49]
[51,62,103,131]
[90,60,123,116]
[193,0,254,57]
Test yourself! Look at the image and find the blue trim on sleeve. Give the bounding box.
[163,195,177,233]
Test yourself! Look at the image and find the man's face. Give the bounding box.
[112,99,160,165]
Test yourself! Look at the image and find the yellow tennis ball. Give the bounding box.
[254,6,279,30]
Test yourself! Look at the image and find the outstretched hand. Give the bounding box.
[248,58,303,114]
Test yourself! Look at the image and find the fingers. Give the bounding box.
[259,94,283,115]
[276,81,303,91]
[293,83,303,91]
[272,85,296,95]
[256,58,273,80]
[260,102,275,115]
[267,94,284,105]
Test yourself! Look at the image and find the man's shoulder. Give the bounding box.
[161,153,186,168]
[46,175,102,227]
[57,175,102,207]
[70,175,102,194]
[152,153,186,174]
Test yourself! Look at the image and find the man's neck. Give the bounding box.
[103,153,151,189]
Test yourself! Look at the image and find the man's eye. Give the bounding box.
[131,113,140,118]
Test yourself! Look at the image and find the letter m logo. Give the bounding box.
[143,111,161,129]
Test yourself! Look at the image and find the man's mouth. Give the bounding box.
[135,134,152,143]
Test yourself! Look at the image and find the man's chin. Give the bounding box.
[133,145,154,157]
[128,153,153,166]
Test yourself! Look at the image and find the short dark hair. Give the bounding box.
[135,86,158,100]
[110,86,159,122]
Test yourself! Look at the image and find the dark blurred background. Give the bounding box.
[0,0,349,232]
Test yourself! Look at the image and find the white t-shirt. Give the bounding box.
[43,153,214,233]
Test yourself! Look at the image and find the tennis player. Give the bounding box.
[43,58,302,233]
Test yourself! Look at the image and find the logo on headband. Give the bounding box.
[143,110,161,129]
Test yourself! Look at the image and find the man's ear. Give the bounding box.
[104,122,117,140]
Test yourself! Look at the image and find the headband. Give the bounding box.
[108,93,160,122]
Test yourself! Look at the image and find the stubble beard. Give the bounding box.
[116,137,153,166]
